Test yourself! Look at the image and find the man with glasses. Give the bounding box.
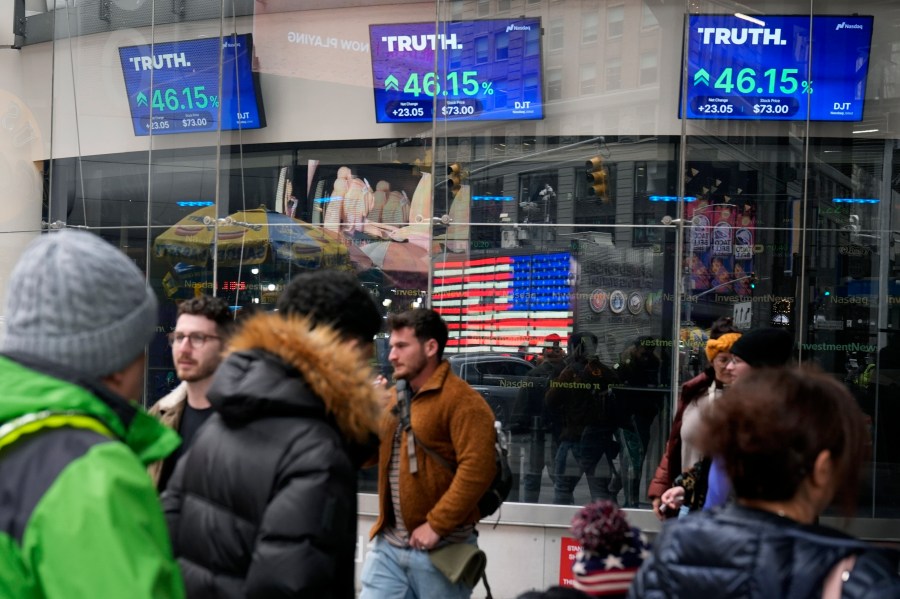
[149,295,231,490]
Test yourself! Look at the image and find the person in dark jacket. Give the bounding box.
[630,366,900,599]
[699,327,795,510]
[521,333,568,503]
[163,271,383,598]
[546,332,619,505]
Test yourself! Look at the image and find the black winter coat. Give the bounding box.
[629,504,900,599]
[163,314,381,599]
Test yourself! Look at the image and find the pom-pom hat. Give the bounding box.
[570,500,650,597]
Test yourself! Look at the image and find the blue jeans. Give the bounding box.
[360,535,476,599]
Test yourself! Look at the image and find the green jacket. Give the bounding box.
[0,355,184,598]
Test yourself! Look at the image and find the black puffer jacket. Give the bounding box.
[163,314,381,599]
[629,504,900,599]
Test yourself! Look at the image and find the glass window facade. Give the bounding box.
[7,0,900,536]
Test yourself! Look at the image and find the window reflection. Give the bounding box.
[26,0,900,523]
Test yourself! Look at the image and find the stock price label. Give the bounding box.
[691,94,800,118]
[682,14,873,121]
[369,19,544,123]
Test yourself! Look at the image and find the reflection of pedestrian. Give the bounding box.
[873,333,900,463]
[532,334,564,372]
[547,332,620,505]
[615,337,664,507]
[517,343,535,363]
[521,334,568,503]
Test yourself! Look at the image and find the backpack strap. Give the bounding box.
[417,437,456,472]
[395,381,456,474]
[0,410,115,455]
[482,570,494,599]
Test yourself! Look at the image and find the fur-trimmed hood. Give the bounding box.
[207,313,381,444]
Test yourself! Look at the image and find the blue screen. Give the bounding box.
[369,19,544,123]
[119,34,266,136]
[682,15,873,121]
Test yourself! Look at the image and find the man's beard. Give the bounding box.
[177,361,218,383]
[397,352,428,381]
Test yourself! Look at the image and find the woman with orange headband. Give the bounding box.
[647,317,741,519]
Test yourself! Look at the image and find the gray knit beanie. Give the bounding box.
[1,230,158,379]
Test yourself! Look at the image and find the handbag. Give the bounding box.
[428,543,487,588]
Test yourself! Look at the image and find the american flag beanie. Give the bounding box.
[570,500,650,597]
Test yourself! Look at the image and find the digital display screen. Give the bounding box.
[433,253,572,352]
[369,19,544,123]
[682,15,873,121]
[119,34,266,135]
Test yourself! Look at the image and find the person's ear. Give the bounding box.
[424,338,439,360]
[806,449,838,514]
[810,449,834,491]
[100,370,123,391]
[100,354,145,402]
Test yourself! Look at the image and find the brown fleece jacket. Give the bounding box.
[370,361,497,539]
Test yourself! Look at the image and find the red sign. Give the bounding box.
[559,535,581,587]
[221,281,247,291]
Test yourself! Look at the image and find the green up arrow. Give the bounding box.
[136,92,148,106]
[384,75,399,91]
[694,69,710,86]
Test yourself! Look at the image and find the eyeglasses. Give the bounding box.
[168,332,221,348]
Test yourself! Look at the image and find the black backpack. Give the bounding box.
[481,424,512,518]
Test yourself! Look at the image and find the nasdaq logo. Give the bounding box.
[835,22,864,30]
[696,27,787,45]
[506,24,532,33]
